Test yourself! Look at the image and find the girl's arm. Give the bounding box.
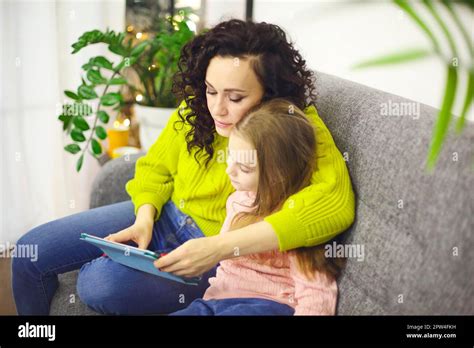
[214,220,279,258]
[155,211,280,276]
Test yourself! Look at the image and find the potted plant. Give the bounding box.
[58,15,194,171]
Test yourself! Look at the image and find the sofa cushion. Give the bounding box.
[313,72,474,314]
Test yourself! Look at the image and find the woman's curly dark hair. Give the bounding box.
[172,19,317,167]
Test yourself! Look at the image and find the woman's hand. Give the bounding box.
[105,219,153,250]
[154,236,222,277]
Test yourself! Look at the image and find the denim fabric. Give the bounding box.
[12,200,217,315]
[170,297,295,316]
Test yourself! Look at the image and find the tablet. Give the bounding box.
[80,233,200,286]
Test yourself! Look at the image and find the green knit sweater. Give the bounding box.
[126,100,355,251]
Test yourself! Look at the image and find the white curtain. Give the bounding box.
[1,0,125,243]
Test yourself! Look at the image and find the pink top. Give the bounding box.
[203,191,338,315]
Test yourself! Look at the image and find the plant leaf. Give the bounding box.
[115,56,138,71]
[93,56,114,70]
[76,154,84,172]
[71,128,86,142]
[427,64,458,171]
[109,77,127,85]
[352,48,433,69]
[58,115,73,132]
[393,0,440,53]
[64,144,81,154]
[72,116,90,131]
[78,85,98,100]
[65,90,80,100]
[422,0,458,57]
[95,126,107,140]
[97,110,110,123]
[91,138,102,155]
[87,69,106,84]
[455,68,474,134]
[100,92,123,106]
[130,41,150,57]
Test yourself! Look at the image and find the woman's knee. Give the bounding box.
[77,257,143,315]
[11,227,44,278]
[77,257,116,314]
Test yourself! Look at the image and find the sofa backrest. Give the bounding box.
[313,71,474,314]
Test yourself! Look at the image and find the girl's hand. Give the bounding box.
[154,236,222,277]
[105,219,153,250]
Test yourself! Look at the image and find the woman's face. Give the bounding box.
[205,55,265,137]
[226,131,259,192]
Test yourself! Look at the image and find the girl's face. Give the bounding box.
[226,131,259,192]
[205,55,265,137]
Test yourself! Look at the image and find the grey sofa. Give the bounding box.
[50,71,474,315]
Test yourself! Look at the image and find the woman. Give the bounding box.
[170,98,341,316]
[12,19,355,315]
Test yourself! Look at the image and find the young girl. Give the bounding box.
[170,98,343,316]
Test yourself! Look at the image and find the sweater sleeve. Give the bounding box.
[289,254,338,316]
[263,105,355,251]
[125,100,187,221]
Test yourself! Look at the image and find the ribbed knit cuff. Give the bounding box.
[264,208,308,252]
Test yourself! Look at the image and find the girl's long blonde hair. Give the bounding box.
[228,98,344,279]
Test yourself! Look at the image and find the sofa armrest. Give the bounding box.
[89,153,145,209]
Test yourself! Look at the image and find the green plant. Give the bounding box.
[58,16,194,171]
[352,0,473,171]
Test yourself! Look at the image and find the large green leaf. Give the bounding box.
[422,0,458,57]
[456,68,474,134]
[441,0,473,58]
[427,65,458,170]
[353,48,433,69]
[393,0,440,53]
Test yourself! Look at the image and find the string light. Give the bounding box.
[135,94,143,102]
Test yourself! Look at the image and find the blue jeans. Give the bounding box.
[170,298,295,316]
[12,200,217,315]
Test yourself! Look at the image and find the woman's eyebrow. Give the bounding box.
[205,80,246,92]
